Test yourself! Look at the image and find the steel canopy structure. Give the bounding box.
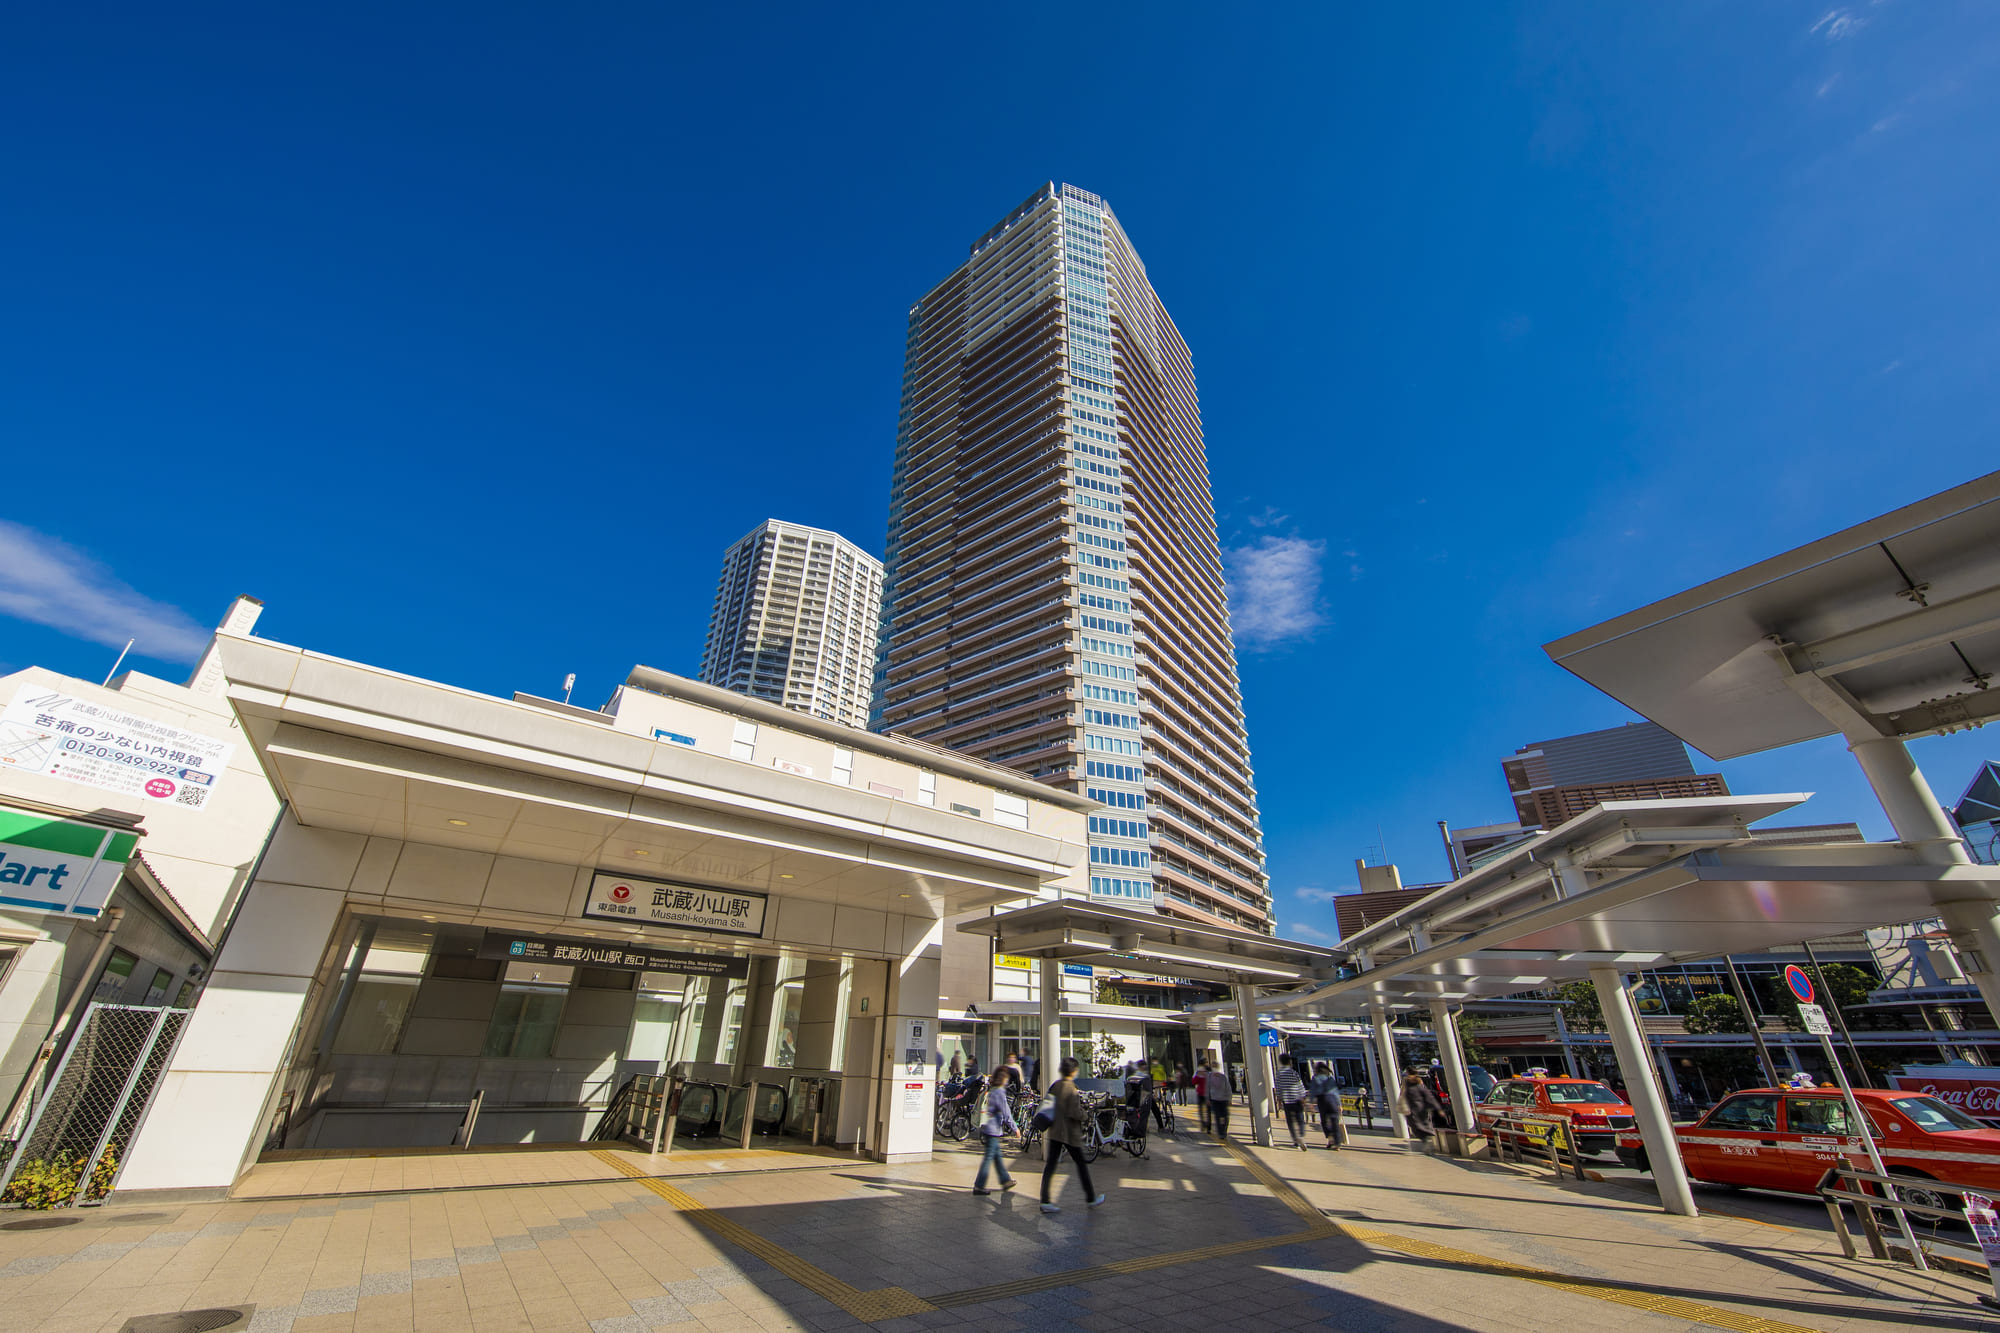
[1544,469,2000,759]
[1262,795,2000,1019]
[960,899,1340,986]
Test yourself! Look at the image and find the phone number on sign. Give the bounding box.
[60,738,187,778]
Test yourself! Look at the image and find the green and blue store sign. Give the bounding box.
[0,806,136,919]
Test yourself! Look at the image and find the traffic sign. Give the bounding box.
[1797,1002,1832,1035]
[1784,964,1814,1004]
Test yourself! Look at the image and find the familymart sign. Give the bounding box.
[0,808,135,919]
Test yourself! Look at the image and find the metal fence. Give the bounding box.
[0,1003,190,1204]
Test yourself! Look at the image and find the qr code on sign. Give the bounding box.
[174,787,207,808]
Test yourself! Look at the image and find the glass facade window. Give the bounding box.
[93,949,137,1001]
[483,986,565,1058]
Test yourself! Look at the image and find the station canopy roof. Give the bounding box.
[959,899,1342,986]
[1544,469,2000,760]
[1262,794,2000,1018]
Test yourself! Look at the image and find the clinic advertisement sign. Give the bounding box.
[582,871,767,937]
[1889,1066,2000,1124]
[0,808,135,919]
[1,690,232,811]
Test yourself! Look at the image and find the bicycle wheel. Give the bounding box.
[1079,1124,1102,1164]
[946,1109,972,1141]
[1123,1128,1147,1157]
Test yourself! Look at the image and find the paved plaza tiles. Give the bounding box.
[0,1126,1990,1332]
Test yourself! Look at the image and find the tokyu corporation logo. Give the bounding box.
[609,883,632,903]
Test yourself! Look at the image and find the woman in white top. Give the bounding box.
[972,1066,1020,1195]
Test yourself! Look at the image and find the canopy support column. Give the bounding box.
[1591,966,1697,1217]
[1232,984,1273,1147]
[1428,1000,1478,1136]
[1037,959,1063,1092]
[1847,735,2000,1028]
[1369,1004,1409,1138]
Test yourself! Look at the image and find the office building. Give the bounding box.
[1502,721,1728,831]
[1332,861,1446,940]
[1955,761,2000,865]
[873,181,1271,937]
[699,520,884,729]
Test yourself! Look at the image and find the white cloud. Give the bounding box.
[1223,534,1325,648]
[1286,921,1339,945]
[1811,8,1866,41]
[1294,886,1351,903]
[0,522,210,662]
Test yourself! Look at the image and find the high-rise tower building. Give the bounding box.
[873,182,1271,931]
[699,519,884,728]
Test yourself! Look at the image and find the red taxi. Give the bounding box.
[1475,1076,1637,1156]
[1615,1087,2000,1208]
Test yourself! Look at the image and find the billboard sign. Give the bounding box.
[1,689,233,811]
[1889,1066,2000,1123]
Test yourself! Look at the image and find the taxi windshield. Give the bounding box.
[1891,1096,1986,1133]
[1542,1083,1624,1105]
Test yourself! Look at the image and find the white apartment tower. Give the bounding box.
[699,520,885,728]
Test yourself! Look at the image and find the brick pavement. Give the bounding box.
[0,1122,1991,1332]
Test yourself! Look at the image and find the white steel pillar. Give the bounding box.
[1232,984,1273,1147]
[1591,967,1697,1217]
[1428,1001,1478,1136]
[1848,736,2000,1029]
[1037,958,1063,1090]
[1369,1004,1409,1138]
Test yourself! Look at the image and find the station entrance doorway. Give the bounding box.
[268,914,869,1159]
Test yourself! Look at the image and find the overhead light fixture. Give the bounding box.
[898,893,911,899]
[779,873,794,879]
[447,819,470,827]
[633,850,649,856]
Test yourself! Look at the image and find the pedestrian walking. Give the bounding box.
[949,1051,963,1080]
[1175,1063,1192,1105]
[1354,1082,1374,1129]
[1193,1061,1212,1133]
[1040,1057,1105,1214]
[1205,1055,1234,1138]
[1402,1071,1446,1151]
[1273,1054,1309,1150]
[972,1067,1019,1195]
[1309,1061,1346,1149]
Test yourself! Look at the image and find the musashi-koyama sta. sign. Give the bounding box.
[582,871,767,937]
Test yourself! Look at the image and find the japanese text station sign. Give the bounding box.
[1,690,233,811]
[582,871,767,937]
[476,929,749,978]
[0,806,135,919]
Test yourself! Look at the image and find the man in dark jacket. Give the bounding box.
[1402,1071,1446,1152]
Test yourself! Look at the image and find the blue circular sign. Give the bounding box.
[1784,964,1814,1004]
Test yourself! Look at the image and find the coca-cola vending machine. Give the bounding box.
[1889,1065,2000,1123]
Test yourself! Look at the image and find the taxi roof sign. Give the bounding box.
[1784,964,1814,1004]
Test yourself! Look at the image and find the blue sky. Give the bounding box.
[3,4,1997,943]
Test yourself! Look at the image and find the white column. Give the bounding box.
[876,927,941,1163]
[1428,1001,1477,1136]
[1849,736,2000,1028]
[1590,966,1697,1217]
[1036,957,1064,1091]
[1369,1004,1409,1138]
[1232,984,1272,1147]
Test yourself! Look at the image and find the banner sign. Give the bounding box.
[1964,1191,2000,1304]
[1889,1067,2000,1123]
[477,929,748,977]
[0,807,136,919]
[582,871,767,937]
[1063,963,1095,977]
[1,690,233,811]
[995,954,1034,970]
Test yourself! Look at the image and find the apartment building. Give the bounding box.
[872,182,1271,935]
[699,520,884,729]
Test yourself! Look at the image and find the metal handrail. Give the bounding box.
[1483,1111,1586,1180]
[1815,1165,1974,1273]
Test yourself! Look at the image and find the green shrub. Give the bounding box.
[0,1148,117,1210]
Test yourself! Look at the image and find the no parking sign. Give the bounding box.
[1783,964,1814,1005]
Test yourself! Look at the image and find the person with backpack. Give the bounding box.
[971,1066,1019,1196]
[1309,1061,1346,1149]
[1040,1057,1105,1214]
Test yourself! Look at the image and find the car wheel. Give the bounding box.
[1885,1172,1956,1217]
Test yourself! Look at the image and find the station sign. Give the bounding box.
[583,871,767,937]
[477,929,749,977]
[1062,963,1094,977]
